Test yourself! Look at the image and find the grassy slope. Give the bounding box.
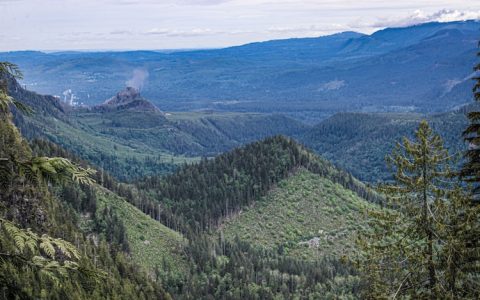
[27,114,196,164]
[94,186,188,273]
[221,169,374,260]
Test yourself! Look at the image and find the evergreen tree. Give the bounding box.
[357,121,480,298]
[458,44,480,298]
[462,45,480,198]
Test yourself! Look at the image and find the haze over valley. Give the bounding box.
[1,1,480,299]
[3,20,479,123]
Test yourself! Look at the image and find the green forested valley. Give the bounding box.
[1,28,480,299]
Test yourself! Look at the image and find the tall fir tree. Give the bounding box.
[356,121,480,299]
[462,44,480,197]
[458,43,480,298]
[357,121,450,298]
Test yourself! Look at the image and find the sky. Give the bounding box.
[1,0,480,51]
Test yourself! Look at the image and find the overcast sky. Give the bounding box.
[1,0,480,51]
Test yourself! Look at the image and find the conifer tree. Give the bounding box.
[462,46,480,197]
[357,121,480,298]
[357,121,451,298]
[458,44,480,297]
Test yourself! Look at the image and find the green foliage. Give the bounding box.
[301,111,468,183]
[18,156,96,186]
[221,169,373,259]
[0,63,172,299]
[182,235,362,299]
[462,47,480,196]
[94,188,188,275]
[356,121,480,299]
[0,62,32,116]
[137,135,378,234]
[28,138,189,280]
[1,217,79,262]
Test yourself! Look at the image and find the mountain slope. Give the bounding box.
[136,136,378,234]
[129,135,377,298]
[94,87,164,114]
[221,169,374,260]
[2,21,478,122]
[8,75,307,180]
[29,138,189,294]
[300,110,468,182]
[0,90,172,299]
[73,110,308,156]
[94,186,187,273]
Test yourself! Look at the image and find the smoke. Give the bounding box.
[125,68,149,91]
[62,89,78,106]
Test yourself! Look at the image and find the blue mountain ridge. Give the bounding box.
[1,20,478,122]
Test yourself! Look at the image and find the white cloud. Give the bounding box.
[176,0,232,5]
[267,24,348,35]
[1,1,480,50]
[145,28,222,37]
[107,0,232,5]
[372,9,480,28]
[110,30,133,35]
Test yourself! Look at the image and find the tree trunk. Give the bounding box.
[422,144,436,299]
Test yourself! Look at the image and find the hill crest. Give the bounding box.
[94,87,163,113]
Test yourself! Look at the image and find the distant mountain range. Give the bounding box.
[1,20,478,122]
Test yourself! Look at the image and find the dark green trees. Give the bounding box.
[0,62,171,299]
[357,121,448,298]
[0,62,93,295]
[462,48,480,197]
[357,121,480,298]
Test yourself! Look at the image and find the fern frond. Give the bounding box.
[39,238,56,259]
[39,269,61,287]
[0,62,23,79]
[18,157,95,186]
[11,98,33,115]
[13,234,26,253]
[63,261,79,270]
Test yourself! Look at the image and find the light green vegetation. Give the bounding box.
[221,169,375,260]
[73,110,307,155]
[21,111,198,180]
[94,186,188,273]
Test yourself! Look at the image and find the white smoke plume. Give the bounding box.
[126,68,149,91]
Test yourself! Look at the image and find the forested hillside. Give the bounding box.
[118,135,377,298]
[135,136,379,234]
[6,73,307,180]
[0,64,173,299]
[3,62,384,297]
[300,110,468,182]
[221,169,375,260]
[8,67,474,186]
